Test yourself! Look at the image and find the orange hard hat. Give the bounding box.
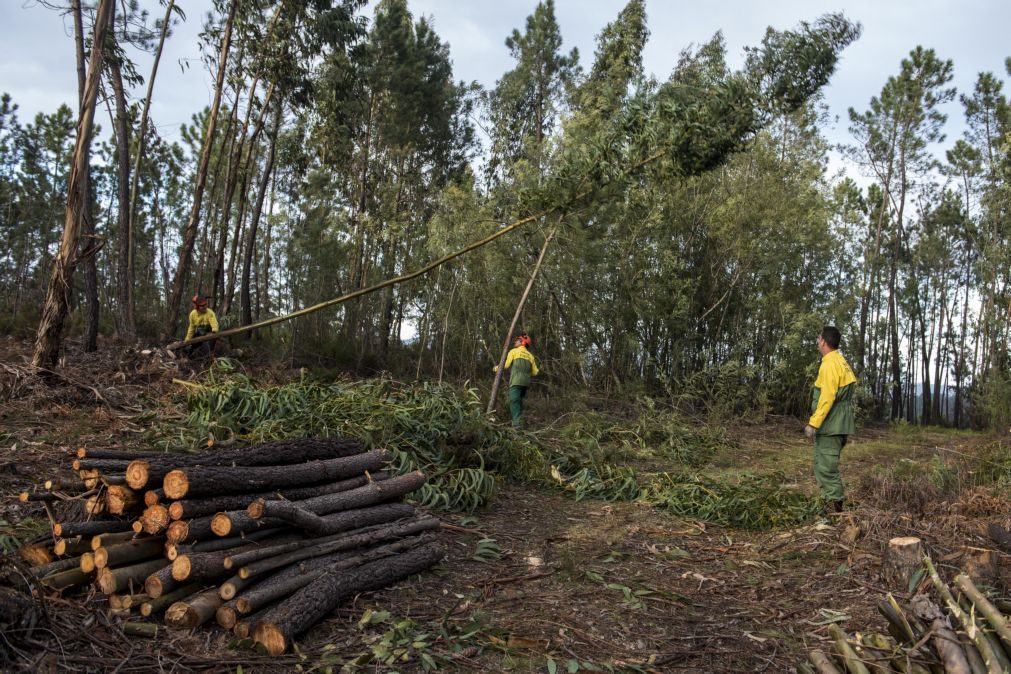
[191,294,208,307]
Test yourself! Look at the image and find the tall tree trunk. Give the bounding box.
[241,104,281,328]
[486,226,557,414]
[163,0,237,340]
[72,0,100,353]
[127,0,175,329]
[109,58,134,341]
[33,0,114,368]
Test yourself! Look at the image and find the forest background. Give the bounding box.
[1,0,1010,430]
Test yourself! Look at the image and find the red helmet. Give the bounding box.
[191,294,208,308]
[516,334,531,347]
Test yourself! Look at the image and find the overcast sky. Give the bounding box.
[3,0,1009,174]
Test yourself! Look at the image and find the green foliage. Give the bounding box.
[643,472,819,529]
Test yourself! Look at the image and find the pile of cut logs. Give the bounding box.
[800,551,1011,674]
[15,438,443,655]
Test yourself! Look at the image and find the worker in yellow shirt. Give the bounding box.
[805,326,857,514]
[184,294,219,360]
[495,333,540,428]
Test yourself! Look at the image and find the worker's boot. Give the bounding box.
[831,499,844,514]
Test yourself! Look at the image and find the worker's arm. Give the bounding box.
[530,356,539,377]
[184,312,195,341]
[808,360,839,429]
[208,311,219,333]
[503,349,516,370]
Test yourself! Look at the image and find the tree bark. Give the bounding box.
[140,583,201,616]
[96,557,169,595]
[125,436,363,490]
[252,542,443,655]
[93,536,164,569]
[226,504,413,569]
[53,519,134,538]
[236,535,429,617]
[881,536,923,591]
[32,0,113,368]
[238,516,439,581]
[163,0,238,340]
[249,471,424,520]
[71,0,99,353]
[109,57,134,340]
[169,472,389,521]
[164,587,222,629]
[163,448,390,500]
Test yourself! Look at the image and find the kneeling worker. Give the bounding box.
[184,294,219,360]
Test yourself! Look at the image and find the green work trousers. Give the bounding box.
[509,385,528,428]
[813,434,847,502]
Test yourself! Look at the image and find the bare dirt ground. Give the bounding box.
[1,337,1009,673]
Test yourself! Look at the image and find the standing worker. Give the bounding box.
[495,332,540,428]
[805,325,857,514]
[184,294,219,360]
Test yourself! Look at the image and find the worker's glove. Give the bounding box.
[804,424,816,439]
[493,365,499,373]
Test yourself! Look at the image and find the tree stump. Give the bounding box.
[882,536,923,591]
[961,546,999,587]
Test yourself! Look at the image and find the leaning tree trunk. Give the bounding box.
[163,0,237,341]
[486,225,557,414]
[32,0,113,368]
[71,0,99,353]
[109,57,134,341]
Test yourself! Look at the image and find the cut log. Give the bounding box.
[249,472,425,521]
[163,449,390,500]
[139,504,170,535]
[165,587,223,630]
[172,545,257,583]
[41,567,95,591]
[72,458,131,473]
[106,485,139,515]
[77,447,166,460]
[125,437,364,490]
[216,598,241,629]
[167,472,390,521]
[909,595,972,674]
[252,541,443,655]
[84,495,105,516]
[80,552,97,574]
[32,555,83,578]
[249,500,417,537]
[954,573,1011,650]
[55,537,91,557]
[91,531,137,551]
[166,527,284,561]
[94,537,165,569]
[96,558,169,595]
[54,520,134,538]
[119,593,149,610]
[121,622,159,638]
[881,537,923,591]
[140,583,201,616]
[20,491,59,503]
[236,535,430,616]
[808,650,843,674]
[208,512,285,539]
[144,489,163,507]
[239,516,439,580]
[46,477,90,494]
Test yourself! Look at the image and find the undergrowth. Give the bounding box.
[144,362,815,528]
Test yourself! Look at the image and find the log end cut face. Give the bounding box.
[125,460,151,490]
[162,470,190,500]
[252,624,287,657]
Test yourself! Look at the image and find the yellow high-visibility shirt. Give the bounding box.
[808,349,856,429]
[185,308,219,341]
